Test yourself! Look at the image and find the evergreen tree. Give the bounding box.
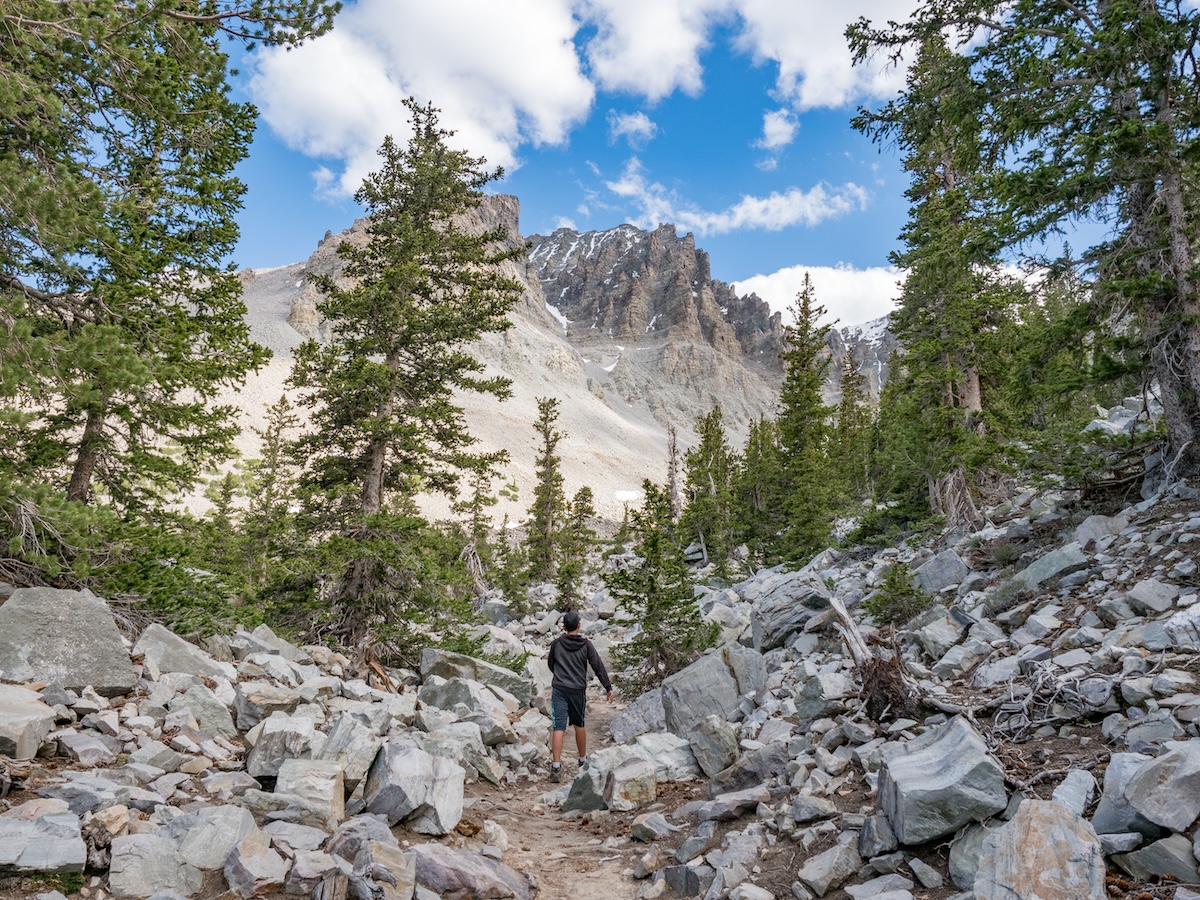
[850,0,1200,479]
[555,486,596,611]
[286,101,524,657]
[242,396,300,593]
[851,33,1016,528]
[831,357,874,505]
[0,0,335,585]
[666,424,682,522]
[775,275,836,560]
[680,406,738,574]
[734,417,787,563]
[608,481,717,693]
[525,396,567,584]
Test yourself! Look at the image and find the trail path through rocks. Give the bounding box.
[402,693,665,900]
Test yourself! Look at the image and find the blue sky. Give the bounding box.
[230,0,920,326]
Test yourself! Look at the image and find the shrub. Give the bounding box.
[863,562,932,626]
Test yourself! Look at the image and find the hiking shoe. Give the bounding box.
[550,765,561,783]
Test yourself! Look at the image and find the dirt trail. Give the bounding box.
[400,691,684,899]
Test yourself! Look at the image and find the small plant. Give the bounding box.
[990,540,1023,568]
[863,562,932,626]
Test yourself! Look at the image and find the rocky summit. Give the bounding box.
[2,478,1200,898]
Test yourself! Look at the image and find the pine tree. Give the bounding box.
[242,396,300,593]
[0,0,335,585]
[680,406,738,574]
[734,417,787,564]
[525,396,567,584]
[851,33,1015,529]
[775,275,836,561]
[608,481,717,693]
[831,357,874,505]
[555,486,596,611]
[286,100,524,657]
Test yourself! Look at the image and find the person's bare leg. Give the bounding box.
[575,725,587,760]
[552,729,565,763]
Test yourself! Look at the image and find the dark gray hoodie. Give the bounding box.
[547,633,612,693]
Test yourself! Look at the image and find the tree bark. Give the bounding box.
[66,405,106,503]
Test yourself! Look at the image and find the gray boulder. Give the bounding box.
[1074,514,1128,544]
[0,804,85,874]
[689,714,739,777]
[610,688,665,744]
[662,649,757,737]
[134,623,236,682]
[314,712,382,791]
[912,549,968,595]
[794,837,862,897]
[0,684,57,759]
[1124,741,1200,832]
[224,830,290,899]
[878,717,1007,845]
[411,843,532,900]
[168,684,237,739]
[233,681,302,731]
[0,588,135,697]
[1112,833,1200,882]
[351,841,416,899]
[108,834,203,899]
[562,762,608,813]
[417,677,515,745]
[276,759,345,832]
[973,800,1105,900]
[604,757,657,812]
[419,649,533,707]
[986,542,1088,613]
[245,713,321,778]
[748,571,831,651]
[363,741,464,835]
[1091,752,1163,839]
[159,804,257,870]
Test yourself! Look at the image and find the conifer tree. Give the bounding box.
[734,417,787,563]
[555,486,596,611]
[608,481,717,693]
[286,100,524,656]
[831,357,874,505]
[525,396,567,584]
[680,406,738,574]
[851,34,1013,528]
[776,275,836,560]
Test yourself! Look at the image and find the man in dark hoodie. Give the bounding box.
[547,610,614,782]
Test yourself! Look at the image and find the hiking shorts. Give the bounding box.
[551,687,587,730]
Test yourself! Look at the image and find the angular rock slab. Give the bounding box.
[159,804,257,870]
[795,839,862,897]
[1124,741,1200,832]
[747,571,831,651]
[0,683,56,760]
[410,843,532,900]
[974,800,1105,900]
[364,741,464,835]
[224,829,290,899]
[0,809,85,873]
[134,623,236,682]
[0,587,135,697]
[419,649,533,707]
[108,834,203,899]
[610,688,665,744]
[605,756,657,812]
[878,716,1007,845]
[276,758,345,832]
[689,714,739,778]
[661,651,745,737]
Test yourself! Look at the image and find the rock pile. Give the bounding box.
[576,481,1200,899]
[0,587,553,898]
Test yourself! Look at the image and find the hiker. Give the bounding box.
[547,610,614,782]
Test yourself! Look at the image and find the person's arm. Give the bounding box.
[586,641,614,699]
[547,639,557,673]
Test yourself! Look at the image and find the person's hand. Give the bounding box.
[606,689,615,702]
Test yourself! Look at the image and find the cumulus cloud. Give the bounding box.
[577,0,730,100]
[248,0,594,197]
[608,110,658,148]
[731,0,911,109]
[734,264,903,327]
[605,159,868,236]
[756,109,798,150]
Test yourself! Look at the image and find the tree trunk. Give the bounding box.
[66,405,106,503]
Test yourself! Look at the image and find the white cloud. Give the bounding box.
[608,110,658,148]
[731,0,912,109]
[734,264,903,327]
[249,0,595,197]
[756,109,797,150]
[605,159,868,236]
[577,0,730,100]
